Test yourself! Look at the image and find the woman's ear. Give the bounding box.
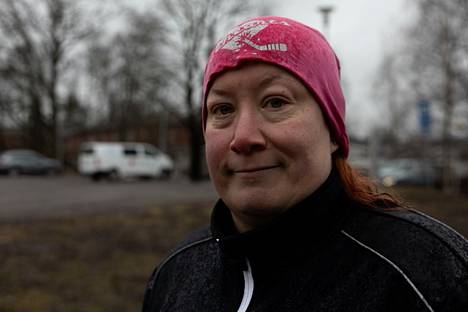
[330,140,339,153]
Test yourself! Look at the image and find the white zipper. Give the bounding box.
[237,258,254,312]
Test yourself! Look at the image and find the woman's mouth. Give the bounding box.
[232,165,280,174]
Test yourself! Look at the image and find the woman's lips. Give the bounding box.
[231,165,280,174]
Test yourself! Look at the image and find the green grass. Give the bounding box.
[0,187,466,311]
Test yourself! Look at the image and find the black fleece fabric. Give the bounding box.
[142,170,468,312]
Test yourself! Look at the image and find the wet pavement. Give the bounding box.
[0,175,217,220]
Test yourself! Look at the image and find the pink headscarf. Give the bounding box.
[202,16,349,158]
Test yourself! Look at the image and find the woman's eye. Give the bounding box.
[212,104,234,116]
[264,98,286,109]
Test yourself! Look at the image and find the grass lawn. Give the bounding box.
[0,203,211,312]
[0,187,466,311]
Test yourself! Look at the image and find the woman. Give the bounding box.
[143,16,468,312]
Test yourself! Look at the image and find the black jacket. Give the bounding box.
[142,170,468,311]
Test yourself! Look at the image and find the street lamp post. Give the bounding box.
[318,5,334,39]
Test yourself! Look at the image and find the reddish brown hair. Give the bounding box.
[333,155,403,209]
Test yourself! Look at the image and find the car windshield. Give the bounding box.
[80,147,94,155]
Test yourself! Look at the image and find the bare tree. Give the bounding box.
[372,52,415,146]
[158,0,259,181]
[0,0,96,157]
[0,86,9,150]
[63,91,88,134]
[404,0,468,191]
[87,9,168,141]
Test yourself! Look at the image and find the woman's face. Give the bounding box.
[205,63,337,232]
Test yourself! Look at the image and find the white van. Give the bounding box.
[78,142,173,180]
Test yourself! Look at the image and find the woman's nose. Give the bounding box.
[229,110,266,155]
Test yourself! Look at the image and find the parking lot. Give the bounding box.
[0,175,218,220]
[0,174,467,237]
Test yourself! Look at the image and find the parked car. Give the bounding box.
[78,142,174,181]
[377,159,440,187]
[0,149,62,175]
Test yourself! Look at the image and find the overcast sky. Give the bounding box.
[268,0,415,137]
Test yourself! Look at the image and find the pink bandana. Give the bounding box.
[202,16,349,158]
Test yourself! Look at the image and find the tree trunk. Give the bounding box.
[0,123,5,151]
[441,76,456,193]
[188,112,203,181]
[440,19,457,194]
[49,83,58,158]
[28,94,47,154]
[185,64,203,181]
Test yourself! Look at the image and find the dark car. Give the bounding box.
[0,149,62,175]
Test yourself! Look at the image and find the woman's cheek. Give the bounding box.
[205,130,230,170]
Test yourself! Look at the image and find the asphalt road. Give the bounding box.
[0,174,218,220]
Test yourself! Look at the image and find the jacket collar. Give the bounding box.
[210,167,351,267]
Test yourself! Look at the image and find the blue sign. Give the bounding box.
[418,99,431,137]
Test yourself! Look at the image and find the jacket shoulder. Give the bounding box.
[388,208,468,261]
[142,226,214,312]
[345,207,468,264]
[149,225,213,283]
[343,206,468,311]
[172,226,213,253]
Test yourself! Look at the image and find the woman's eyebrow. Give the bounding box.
[258,74,284,89]
[208,73,291,98]
[208,87,232,98]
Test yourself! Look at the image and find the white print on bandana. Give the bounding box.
[215,19,290,52]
